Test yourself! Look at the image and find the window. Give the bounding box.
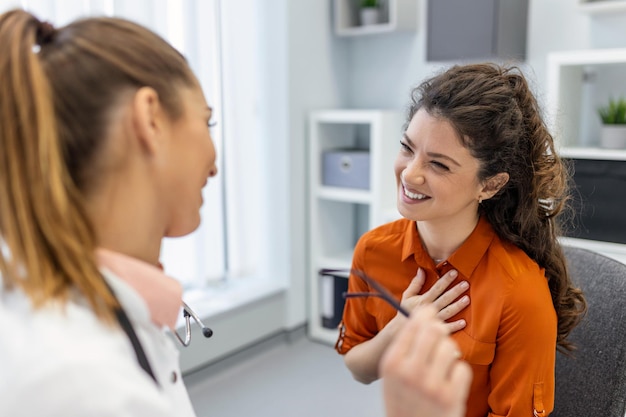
[7,0,271,293]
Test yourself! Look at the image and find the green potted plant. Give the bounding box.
[359,0,380,26]
[598,97,626,149]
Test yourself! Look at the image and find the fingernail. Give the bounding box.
[460,281,469,289]
[461,295,469,303]
[450,270,458,278]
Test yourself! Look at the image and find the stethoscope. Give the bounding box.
[107,282,213,386]
[172,301,214,347]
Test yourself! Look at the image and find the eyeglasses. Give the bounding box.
[173,301,214,347]
[320,268,409,317]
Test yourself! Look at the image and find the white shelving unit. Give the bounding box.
[578,0,626,14]
[308,109,404,345]
[546,48,626,152]
[333,0,417,37]
[546,48,626,265]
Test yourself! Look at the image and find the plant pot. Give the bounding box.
[599,125,626,149]
[360,8,380,26]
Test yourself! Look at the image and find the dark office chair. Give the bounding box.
[552,246,626,417]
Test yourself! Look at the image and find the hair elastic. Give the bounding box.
[35,20,56,46]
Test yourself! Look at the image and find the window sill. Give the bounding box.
[174,276,290,374]
[177,276,288,328]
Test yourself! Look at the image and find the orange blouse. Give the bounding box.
[336,217,557,417]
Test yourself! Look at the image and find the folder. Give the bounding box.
[320,270,349,329]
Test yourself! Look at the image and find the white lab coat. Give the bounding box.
[0,269,197,417]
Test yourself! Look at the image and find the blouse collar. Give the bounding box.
[401,216,496,278]
[96,248,182,330]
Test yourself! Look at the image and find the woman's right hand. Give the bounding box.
[399,268,469,333]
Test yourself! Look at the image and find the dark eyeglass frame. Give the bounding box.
[320,268,410,317]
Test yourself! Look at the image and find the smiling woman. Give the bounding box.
[395,109,508,243]
[335,63,587,417]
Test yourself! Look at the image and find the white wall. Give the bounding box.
[274,0,626,329]
[284,2,346,328]
[333,0,626,110]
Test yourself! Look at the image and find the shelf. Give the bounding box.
[311,108,399,123]
[578,0,626,14]
[308,109,404,346]
[334,24,402,37]
[314,200,370,261]
[333,0,417,37]
[316,186,372,203]
[547,48,626,66]
[559,147,626,160]
[317,254,353,269]
[308,323,341,346]
[546,48,626,152]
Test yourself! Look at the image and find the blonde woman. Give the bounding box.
[0,9,216,416]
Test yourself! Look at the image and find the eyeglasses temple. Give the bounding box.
[321,268,410,318]
[349,270,410,317]
[343,291,410,317]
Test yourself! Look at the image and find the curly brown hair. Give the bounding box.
[408,63,587,353]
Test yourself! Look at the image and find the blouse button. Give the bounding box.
[171,371,178,383]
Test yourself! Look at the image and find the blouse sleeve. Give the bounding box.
[335,234,379,354]
[487,274,557,417]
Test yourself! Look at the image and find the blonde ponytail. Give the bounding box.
[0,9,117,321]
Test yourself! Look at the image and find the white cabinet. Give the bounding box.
[308,109,404,345]
[426,0,528,62]
[333,0,417,37]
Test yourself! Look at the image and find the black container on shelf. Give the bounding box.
[319,270,349,329]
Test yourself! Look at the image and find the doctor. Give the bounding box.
[0,8,216,416]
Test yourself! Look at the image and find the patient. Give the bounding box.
[336,63,587,416]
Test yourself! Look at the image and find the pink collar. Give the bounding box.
[96,248,182,330]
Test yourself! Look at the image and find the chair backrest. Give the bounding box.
[552,246,626,417]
